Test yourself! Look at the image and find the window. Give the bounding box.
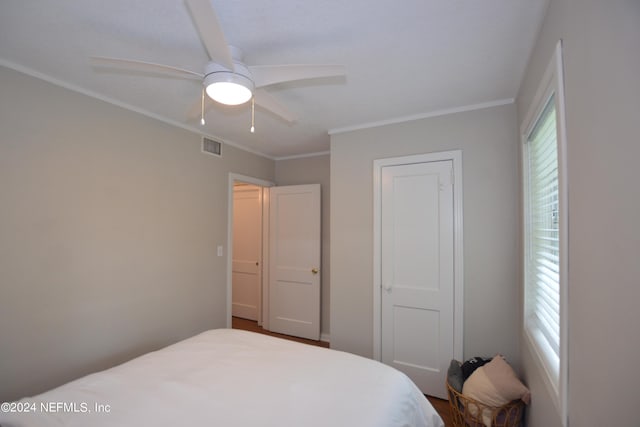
[525,96,560,369]
[521,41,567,421]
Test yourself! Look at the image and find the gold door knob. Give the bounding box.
[311,268,319,274]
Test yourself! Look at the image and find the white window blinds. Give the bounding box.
[525,95,560,372]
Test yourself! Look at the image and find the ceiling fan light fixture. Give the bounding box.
[204,71,254,106]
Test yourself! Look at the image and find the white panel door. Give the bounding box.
[269,184,321,340]
[232,185,262,321]
[381,160,454,399]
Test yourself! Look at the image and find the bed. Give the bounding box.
[0,329,443,427]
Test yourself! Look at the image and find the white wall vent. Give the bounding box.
[202,137,222,157]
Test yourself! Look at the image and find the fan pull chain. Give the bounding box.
[200,87,206,126]
[250,97,255,133]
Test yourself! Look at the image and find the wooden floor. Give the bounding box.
[232,316,330,347]
[427,396,453,427]
[232,317,453,426]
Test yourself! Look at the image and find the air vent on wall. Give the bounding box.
[202,137,222,157]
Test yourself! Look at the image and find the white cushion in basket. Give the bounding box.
[462,355,530,427]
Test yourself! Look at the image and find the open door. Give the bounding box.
[268,184,321,340]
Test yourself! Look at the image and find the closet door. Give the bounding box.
[380,160,454,399]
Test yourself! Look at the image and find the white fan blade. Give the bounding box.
[253,89,296,123]
[91,56,203,80]
[185,0,234,70]
[249,64,345,88]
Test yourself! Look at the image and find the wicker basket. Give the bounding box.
[446,380,524,427]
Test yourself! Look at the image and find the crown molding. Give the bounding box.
[328,98,515,135]
[0,59,276,160]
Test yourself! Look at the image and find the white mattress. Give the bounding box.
[0,329,444,427]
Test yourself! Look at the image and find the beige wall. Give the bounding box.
[329,104,521,366]
[275,154,330,338]
[516,0,640,425]
[0,66,274,402]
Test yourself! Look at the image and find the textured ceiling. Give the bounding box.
[0,0,548,159]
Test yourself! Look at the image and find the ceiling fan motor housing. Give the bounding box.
[204,61,254,105]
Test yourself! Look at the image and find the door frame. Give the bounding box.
[226,173,274,329]
[372,150,464,362]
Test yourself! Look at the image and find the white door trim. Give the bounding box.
[227,173,274,329]
[372,150,464,362]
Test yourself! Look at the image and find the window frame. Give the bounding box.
[520,40,568,424]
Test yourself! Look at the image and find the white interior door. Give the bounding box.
[232,184,262,321]
[380,160,454,399]
[268,184,321,340]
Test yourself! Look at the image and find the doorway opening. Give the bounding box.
[226,174,323,343]
[231,182,264,323]
[226,173,273,329]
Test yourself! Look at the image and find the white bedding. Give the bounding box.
[0,329,443,427]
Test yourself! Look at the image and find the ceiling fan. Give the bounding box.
[91,0,345,127]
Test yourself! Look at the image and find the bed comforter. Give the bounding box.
[0,329,443,427]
